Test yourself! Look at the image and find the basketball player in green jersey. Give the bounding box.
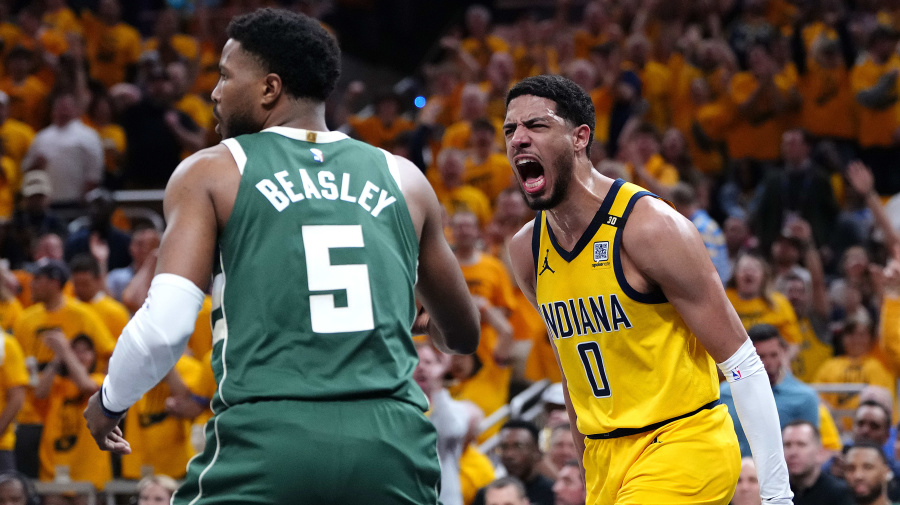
[84,8,480,504]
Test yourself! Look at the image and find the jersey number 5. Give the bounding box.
[302,225,375,333]
[577,341,611,398]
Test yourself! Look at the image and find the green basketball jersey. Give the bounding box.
[209,127,424,413]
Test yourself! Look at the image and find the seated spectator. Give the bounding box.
[732,457,762,505]
[844,443,897,505]
[35,333,110,498]
[483,476,529,505]
[727,252,803,345]
[415,342,478,505]
[10,171,66,263]
[783,420,853,505]
[433,149,492,227]
[815,318,896,415]
[537,423,577,481]
[720,323,820,456]
[472,420,555,505]
[135,475,178,505]
[106,225,160,303]
[64,189,132,273]
[69,254,130,338]
[347,92,414,151]
[671,181,731,283]
[0,472,36,505]
[553,460,586,505]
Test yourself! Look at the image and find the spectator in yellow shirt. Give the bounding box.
[464,118,513,204]
[432,149,492,228]
[69,254,129,340]
[42,0,82,36]
[142,8,199,67]
[0,333,27,473]
[460,5,509,72]
[0,47,49,132]
[35,332,110,496]
[84,93,126,187]
[852,25,900,195]
[815,317,896,415]
[0,91,35,183]
[347,93,414,151]
[82,0,141,90]
[620,122,680,197]
[726,252,803,345]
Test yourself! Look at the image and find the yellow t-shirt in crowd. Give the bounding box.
[0,335,29,451]
[459,445,495,505]
[83,16,142,90]
[121,355,205,479]
[433,182,493,228]
[814,354,896,414]
[627,153,680,190]
[39,372,110,489]
[818,402,842,452]
[726,71,793,161]
[347,115,415,151]
[13,299,116,425]
[799,62,856,141]
[0,156,16,219]
[461,35,509,69]
[0,298,22,334]
[790,317,833,383]
[143,34,199,62]
[175,94,214,132]
[0,76,49,131]
[85,293,130,340]
[850,54,900,148]
[0,118,35,180]
[463,153,513,205]
[725,288,803,345]
[43,7,82,35]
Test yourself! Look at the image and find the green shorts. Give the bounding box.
[172,397,441,505]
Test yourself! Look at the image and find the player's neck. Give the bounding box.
[265,99,329,133]
[545,169,610,250]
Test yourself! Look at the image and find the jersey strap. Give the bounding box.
[585,399,720,439]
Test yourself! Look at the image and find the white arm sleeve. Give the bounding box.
[102,273,205,413]
[717,339,794,505]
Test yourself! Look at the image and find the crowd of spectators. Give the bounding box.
[0,0,898,503]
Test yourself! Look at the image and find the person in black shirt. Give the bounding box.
[783,420,853,505]
[473,420,555,505]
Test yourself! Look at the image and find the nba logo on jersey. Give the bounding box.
[732,369,742,380]
[310,148,324,163]
[593,241,609,262]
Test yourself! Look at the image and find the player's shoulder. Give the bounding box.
[165,143,235,194]
[624,195,693,247]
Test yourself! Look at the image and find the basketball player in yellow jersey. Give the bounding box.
[503,74,793,505]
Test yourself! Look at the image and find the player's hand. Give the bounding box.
[83,392,131,455]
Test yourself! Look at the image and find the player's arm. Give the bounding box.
[507,223,586,462]
[624,197,792,505]
[84,147,224,453]
[396,155,479,355]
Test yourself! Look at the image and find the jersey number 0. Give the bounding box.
[302,225,375,333]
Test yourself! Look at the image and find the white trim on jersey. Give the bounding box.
[213,253,231,411]
[379,148,402,190]
[221,138,247,175]
[262,126,349,143]
[184,411,225,505]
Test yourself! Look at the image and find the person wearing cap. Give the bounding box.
[0,90,35,180]
[10,259,115,478]
[10,171,66,264]
[852,23,900,196]
[20,91,104,208]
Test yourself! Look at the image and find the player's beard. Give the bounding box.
[215,104,260,139]
[520,152,574,211]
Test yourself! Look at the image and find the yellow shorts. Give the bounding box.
[583,404,741,505]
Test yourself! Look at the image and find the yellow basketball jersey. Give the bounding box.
[534,179,720,436]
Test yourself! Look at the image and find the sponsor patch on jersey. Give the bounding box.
[310,148,324,163]
[593,241,609,262]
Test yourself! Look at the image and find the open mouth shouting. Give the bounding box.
[515,155,546,194]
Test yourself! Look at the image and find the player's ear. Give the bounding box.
[572,124,591,155]
[261,73,283,107]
